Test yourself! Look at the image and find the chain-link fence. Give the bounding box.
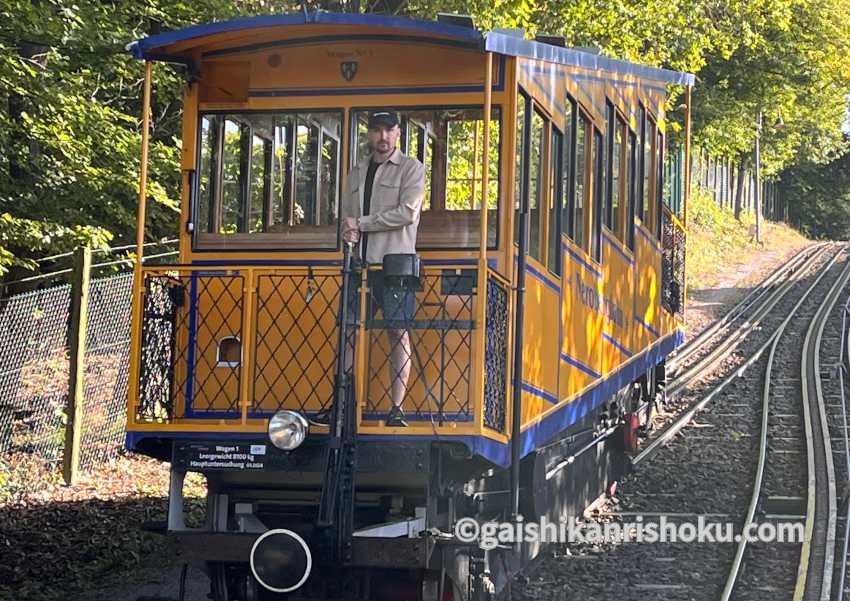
[0,271,134,471]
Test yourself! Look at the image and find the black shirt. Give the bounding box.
[362,160,381,262]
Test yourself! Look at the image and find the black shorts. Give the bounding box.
[347,270,416,323]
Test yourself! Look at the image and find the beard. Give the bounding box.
[368,138,393,154]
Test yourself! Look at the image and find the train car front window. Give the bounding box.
[196,111,342,250]
[352,107,501,249]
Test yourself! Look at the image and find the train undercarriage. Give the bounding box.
[138,362,665,601]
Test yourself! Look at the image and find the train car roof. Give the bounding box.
[128,10,695,87]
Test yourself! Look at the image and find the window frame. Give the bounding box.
[527,105,549,265]
[351,103,504,252]
[548,124,564,276]
[193,108,345,252]
[627,127,638,250]
[571,109,591,254]
[637,102,646,224]
[656,127,665,240]
[514,90,530,248]
[604,101,615,234]
[646,114,658,234]
[605,107,629,244]
[561,95,577,243]
[592,127,604,263]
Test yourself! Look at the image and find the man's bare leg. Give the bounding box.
[388,329,411,410]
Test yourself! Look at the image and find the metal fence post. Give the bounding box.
[62,246,91,485]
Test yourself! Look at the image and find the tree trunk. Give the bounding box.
[8,42,43,185]
[727,159,734,208]
[734,156,746,220]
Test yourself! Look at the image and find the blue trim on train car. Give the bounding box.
[192,258,343,266]
[511,329,683,462]
[524,262,561,293]
[188,258,496,268]
[601,231,635,265]
[560,352,602,378]
[209,34,480,58]
[635,224,662,252]
[129,11,482,60]
[521,381,559,404]
[362,411,475,422]
[253,84,487,97]
[634,315,660,337]
[562,242,603,279]
[127,329,684,467]
[602,331,633,357]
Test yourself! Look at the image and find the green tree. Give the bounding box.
[781,145,850,239]
[2,0,849,282]
[0,0,299,278]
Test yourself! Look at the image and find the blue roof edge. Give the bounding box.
[485,32,695,87]
[128,10,483,61]
[127,10,694,87]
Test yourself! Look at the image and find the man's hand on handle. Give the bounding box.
[342,217,360,244]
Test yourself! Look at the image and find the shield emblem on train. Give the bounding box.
[340,61,358,81]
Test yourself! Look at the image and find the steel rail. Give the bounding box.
[719,247,850,601]
[834,295,850,601]
[666,244,831,398]
[633,246,842,467]
[670,243,822,372]
[794,247,849,601]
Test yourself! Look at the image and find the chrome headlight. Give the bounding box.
[268,410,309,451]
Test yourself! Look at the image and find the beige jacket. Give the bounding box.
[342,148,425,265]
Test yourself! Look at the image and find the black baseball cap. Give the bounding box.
[367,110,399,129]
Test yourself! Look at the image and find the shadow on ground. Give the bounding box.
[0,495,193,601]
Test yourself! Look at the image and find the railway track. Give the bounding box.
[664,244,825,398]
[831,296,850,601]
[667,243,824,384]
[718,248,850,601]
[636,243,836,464]
[509,243,850,601]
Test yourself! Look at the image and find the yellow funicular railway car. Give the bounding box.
[126,10,692,601]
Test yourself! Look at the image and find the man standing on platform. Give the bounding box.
[342,110,425,427]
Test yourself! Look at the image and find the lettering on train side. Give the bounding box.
[573,273,601,312]
[603,297,625,329]
[326,48,372,59]
[570,274,626,328]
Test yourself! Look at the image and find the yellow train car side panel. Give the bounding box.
[633,221,662,348]
[560,238,603,398]
[245,43,491,92]
[520,259,561,423]
[600,231,634,375]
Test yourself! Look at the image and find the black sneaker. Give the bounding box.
[385,406,408,427]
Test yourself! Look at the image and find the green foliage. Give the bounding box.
[0,0,847,277]
[407,0,850,178]
[445,118,499,210]
[781,147,850,240]
[0,212,111,274]
[686,185,807,288]
[690,0,850,175]
[0,0,300,278]
[688,186,753,276]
